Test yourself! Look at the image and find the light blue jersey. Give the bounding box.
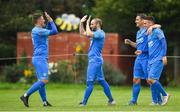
[88,29,105,63]
[136,27,148,60]
[148,28,166,64]
[31,21,58,59]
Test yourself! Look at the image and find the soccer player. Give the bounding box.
[20,12,58,107]
[124,13,161,105]
[143,16,170,105]
[79,15,116,106]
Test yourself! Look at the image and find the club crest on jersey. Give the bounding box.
[148,41,153,47]
[136,37,144,44]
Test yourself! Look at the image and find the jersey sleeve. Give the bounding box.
[48,21,58,35]
[38,21,58,36]
[160,38,167,56]
[156,29,165,40]
[46,22,51,29]
[93,30,104,39]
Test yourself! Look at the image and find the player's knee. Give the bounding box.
[98,80,105,84]
[147,79,155,84]
[133,78,141,84]
[146,80,151,85]
[87,81,94,86]
[42,80,49,84]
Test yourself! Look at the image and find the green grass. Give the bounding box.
[0,83,179,111]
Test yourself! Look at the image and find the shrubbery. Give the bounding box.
[0,59,126,85]
[0,45,126,85]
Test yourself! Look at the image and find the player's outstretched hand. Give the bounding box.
[162,56,168,65]
[44,12,53,22]
[134,50,142,55]
[87,16,91,23]
[124,39,131,45]
[80,15,88,23]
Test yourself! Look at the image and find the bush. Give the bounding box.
[0,63,36,83]
[103,62,126,85]
[0,51,36,83]
[49,60,74,83]
[0,64,21,83]
[0,43,16,65]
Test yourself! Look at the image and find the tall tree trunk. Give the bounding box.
[174,40,180,85]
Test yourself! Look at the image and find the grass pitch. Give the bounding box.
[0,83,179,111]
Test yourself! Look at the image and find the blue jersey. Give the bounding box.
[148,28,166,64]
[88,29,105,63]
[31,21,58,58]
[136,27,148,60]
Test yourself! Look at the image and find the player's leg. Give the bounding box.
[129,59,142,105]
[129,78,141,105]
[148,62,161,105]
[148,60,169,105]
[157,90,162,104]
[149,82,158,105]
[146,60,162,105]
[80,81,94,106]
[20,58,49,107]
[36,60,51,106]
[20,80,45,107]
[39,86,46,103]
[80,62,96,106]
[97,63,115,105]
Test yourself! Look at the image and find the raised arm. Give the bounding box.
[86,16,94,38]
[44,12,58,35]
[79,15,87,36]
[124,39,136,48]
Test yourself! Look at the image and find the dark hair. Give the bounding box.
[94,18,103,28]
[144,16,156,23]
[136,13,147,19]
[32,13,43,24]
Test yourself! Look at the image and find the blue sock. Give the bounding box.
[26,81,45,96]
[157,90,162,104]
[150,84,158,103]
[39,86,47,102]
[98,80,113,102]
[154,81,167,96]
[131,83,140,103]
[82,81,94,105]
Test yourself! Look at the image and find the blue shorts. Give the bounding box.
[148,60,164,80]
[32,57,48,80]
[87,62,105,82]
[133,58,148,79]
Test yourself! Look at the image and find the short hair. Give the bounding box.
[32,13,43,24]
[136,13,147,19]
[94,18,103,28]
[144,16,156,23]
